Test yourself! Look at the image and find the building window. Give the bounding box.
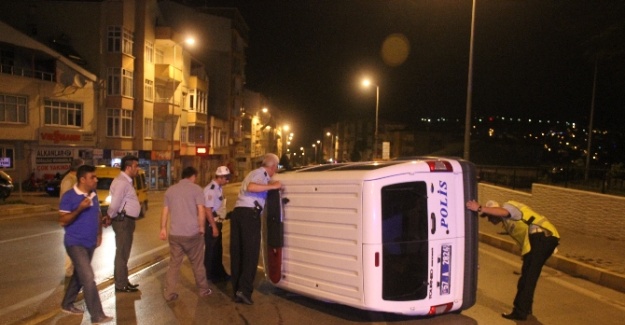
[107,108,133,137]
[123,29,134,55]
[155,120,167,139]
[155,49,164,64]
[0,94,27,123]
[107,26,133,55]
[0,146,15,169]
[144,79,154,102]
[145,41,154,63]
[188,89,207,114]
[107,68,133,97]
[188,126,205,144]
[144,118,153,139]
[107,26,121,52]
[180,126,188,143]
[44,100,83,127]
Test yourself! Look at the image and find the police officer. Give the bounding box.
[108,155,141,293]
[230,153,282,305]
[466,199,560,321]
[203,166,231,282]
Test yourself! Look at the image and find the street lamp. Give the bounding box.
[316,140,321,163]
[312,144,317,163]
[463,0,476,161]
[362,78,379,160]
[326,131,336,163]
[170,36,195,186]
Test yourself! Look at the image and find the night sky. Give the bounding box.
[202,0,625,145]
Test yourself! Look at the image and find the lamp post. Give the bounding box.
[362,78,379,160]
[312,144,317,163]
[316,140,321,163]
[326,131,336,163]
[463,0,476,161]
[170,36,195,186]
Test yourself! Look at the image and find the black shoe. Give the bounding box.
[115,286,139,293]
[127,282,139,289]
[502,310,527,321]
[235,291,253,305]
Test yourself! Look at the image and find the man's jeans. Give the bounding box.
[62,245,106,320]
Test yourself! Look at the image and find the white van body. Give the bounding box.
[263,158,477,316]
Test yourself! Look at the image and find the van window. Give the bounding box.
[381,181,428,301]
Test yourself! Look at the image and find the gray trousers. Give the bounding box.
[112,217,136,288]
[164,234,211,300]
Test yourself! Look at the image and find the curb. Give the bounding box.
[479,232,625,294]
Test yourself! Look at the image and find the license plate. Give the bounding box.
[440,244,452,295]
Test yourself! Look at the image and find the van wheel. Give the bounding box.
[139,202,148,218]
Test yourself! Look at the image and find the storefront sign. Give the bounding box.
[0,157,10,168]
[39,127,96,146]
[151,151,171,161]
[112,150,139,158]
[34,148,74,176]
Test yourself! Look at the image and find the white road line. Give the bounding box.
[0,230,62,245]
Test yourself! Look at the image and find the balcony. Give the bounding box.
[188,76,208,92]
[154,97,181,118]
[154,63,182,83]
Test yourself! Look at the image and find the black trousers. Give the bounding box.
[230,207,261,297]
[513,233,559,315]
[112,217,136,288]
[204,221,228,280]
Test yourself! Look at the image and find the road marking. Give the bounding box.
[0,230,62,245]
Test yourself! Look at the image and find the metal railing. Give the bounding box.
[0,64,55,81]
[476,165,625,196]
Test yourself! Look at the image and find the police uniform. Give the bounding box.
[230,166,271,302]
[203,180,229,281]
[499,201,560,318]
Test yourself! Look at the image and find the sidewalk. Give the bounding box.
[2,196,625,295]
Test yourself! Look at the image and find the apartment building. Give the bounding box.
[0,0,245,187]
[0,20,97,184]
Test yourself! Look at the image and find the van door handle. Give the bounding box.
[430,212,436,234]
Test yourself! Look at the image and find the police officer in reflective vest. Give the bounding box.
[466,199,560,321]
[203,166,231,282]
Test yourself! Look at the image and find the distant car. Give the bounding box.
[0,170,14,201]
[44,170,70,197]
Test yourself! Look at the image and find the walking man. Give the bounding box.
[204,166,231,282]
[230,153,282,305]
[466,199,560,321]
[59,165,113,324]
[60,158,84,278]
[108,155,141,292]
[160,166,212,301]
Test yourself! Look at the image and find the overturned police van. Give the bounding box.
[262,157,478,316]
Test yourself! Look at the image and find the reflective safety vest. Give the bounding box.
[500,201,560,255]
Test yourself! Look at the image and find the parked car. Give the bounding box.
[0,170,14,201]
[44,170,70,197]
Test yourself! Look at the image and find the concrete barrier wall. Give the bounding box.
[477,183,625,241]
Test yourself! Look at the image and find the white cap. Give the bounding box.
[485,200,500,208]
[216,166,230,176]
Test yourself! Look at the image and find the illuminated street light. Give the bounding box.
[362,78,379,160]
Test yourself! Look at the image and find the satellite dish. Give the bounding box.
[73,74,85,88]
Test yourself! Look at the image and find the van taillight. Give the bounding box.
[428,302,453,315]
[374,252,379,267]
[426,160,452,172]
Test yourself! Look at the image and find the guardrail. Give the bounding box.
[476,165,625,196]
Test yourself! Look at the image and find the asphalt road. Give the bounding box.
[1,187,625,324]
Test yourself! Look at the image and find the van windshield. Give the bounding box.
[97,178,114,190]
[381,181,428,301]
